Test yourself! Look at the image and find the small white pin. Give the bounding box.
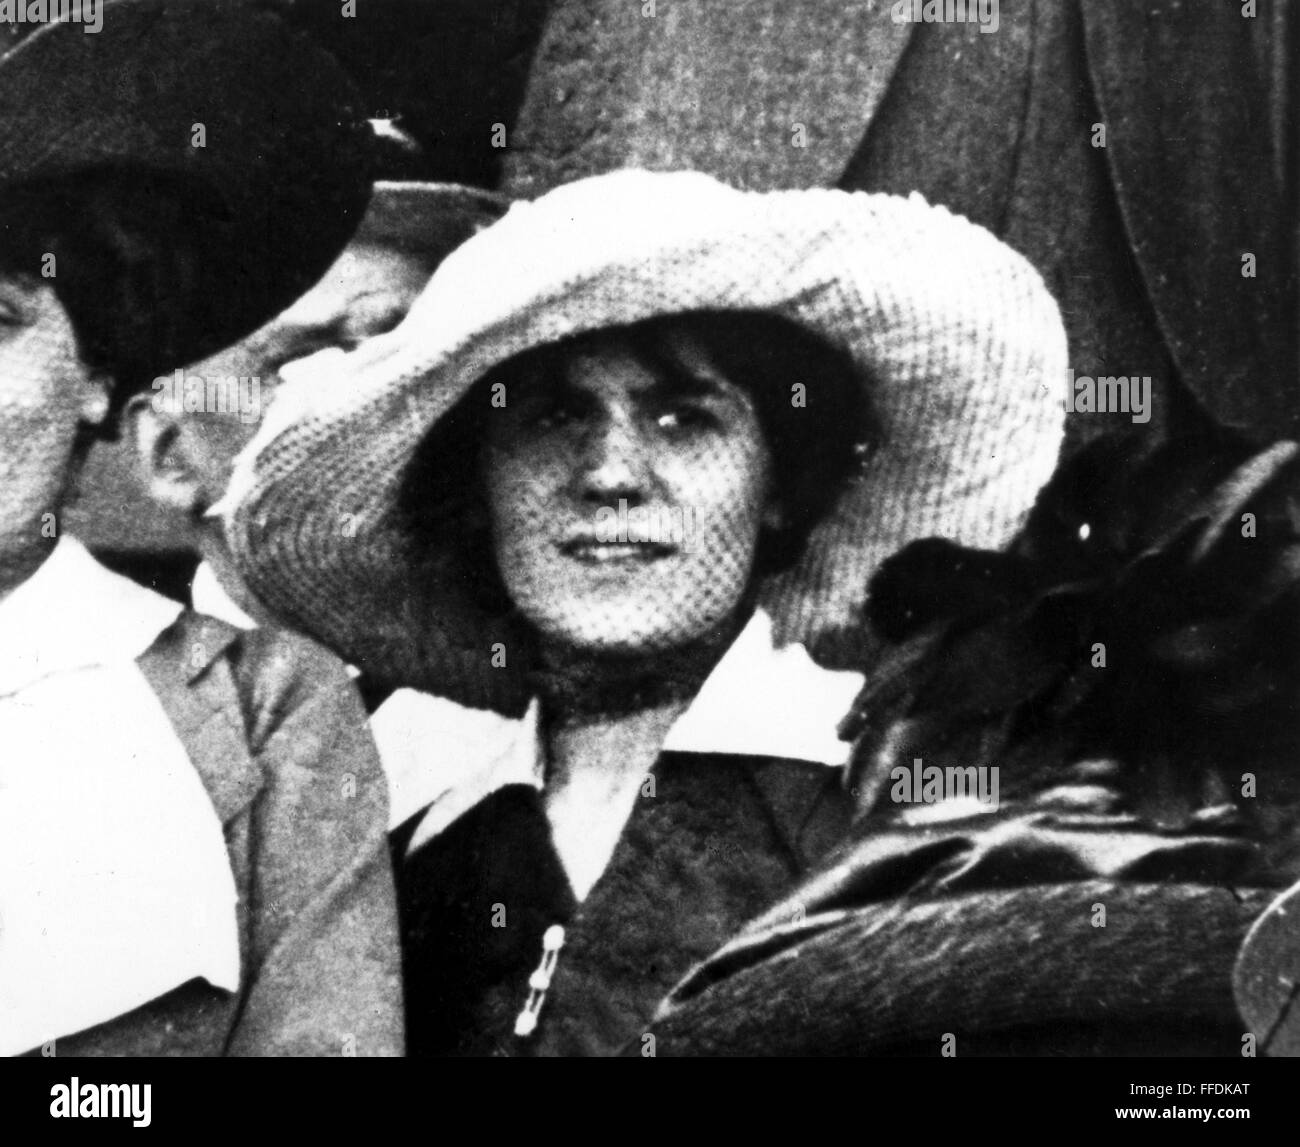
[514,924,567,1039]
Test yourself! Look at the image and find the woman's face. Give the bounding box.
[0,276,108,580]
[481,323,779,657]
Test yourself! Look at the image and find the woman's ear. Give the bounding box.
[761,495,788,533]
[124,393,204,515]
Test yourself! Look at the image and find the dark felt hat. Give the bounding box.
[0,0,375,370]
[649,806,1275,1056]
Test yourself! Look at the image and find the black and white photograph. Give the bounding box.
[0,0,1296,1117]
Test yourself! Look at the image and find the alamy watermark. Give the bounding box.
[0,0,103,33]
[593,498,698,552]
[891,0,999,34]
[890,757,1001,812]
[49,1078,150,1128]
[151,369,262,425]
[1063,368,1152,424]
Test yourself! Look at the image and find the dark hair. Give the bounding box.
[399,309,873,613]
[0,167,216,440]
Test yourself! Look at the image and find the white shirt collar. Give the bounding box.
[661,609,864,763]
[191,560,259,631]
[0,538,240,1053]
[0,536,185,696]
[190,560,361,684]
[372,608,865,846]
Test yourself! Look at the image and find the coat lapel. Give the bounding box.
[136,612,264,825]
[1081,0,1297,437]
[748,757,853,870]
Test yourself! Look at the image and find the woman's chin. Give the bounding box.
[530,610,737,663]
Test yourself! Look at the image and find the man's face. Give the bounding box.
[0,275,108,586]
[173,241,432,512]
[481,323,778,657]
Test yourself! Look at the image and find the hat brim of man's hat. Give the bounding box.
[0,0,374,369]
[225,169,1067,706]
[355,182,509,265]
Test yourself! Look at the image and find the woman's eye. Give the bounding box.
[532,398,583,428]
[655,405,715,433]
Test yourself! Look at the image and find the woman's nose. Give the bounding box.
[576,414,652,502]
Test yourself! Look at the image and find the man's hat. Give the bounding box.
[0,0,375,370]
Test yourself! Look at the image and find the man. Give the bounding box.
[0,0,403,1057]
[128,174,511,863]
[128,178,506,629]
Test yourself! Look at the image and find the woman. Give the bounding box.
[0,1,401,1056]
[225,169,1067,1055]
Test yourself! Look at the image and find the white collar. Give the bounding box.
[190,560,361,684]
[0,538,239,1053]
[0,536,184,696]
[191,560,259,631]
[661,608,864,763]
[372,608,865,843]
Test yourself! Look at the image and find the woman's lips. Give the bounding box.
[558,538,677,564]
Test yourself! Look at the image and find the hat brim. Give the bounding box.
[226,170,1066,703]
[647,879,1265,1055]
[356,182,510,264]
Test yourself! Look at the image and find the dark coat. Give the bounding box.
[392,751,850,1057]
[40,612,404,1057]
[841,0,1296,451]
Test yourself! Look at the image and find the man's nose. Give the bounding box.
[576,414,652,502]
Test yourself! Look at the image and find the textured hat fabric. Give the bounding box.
[645,879,1270,1056]
[0,0,374,371]
[225,169,1067,702]
[647,800,1273,1056]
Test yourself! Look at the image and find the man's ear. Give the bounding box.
[124,393,203,515]
[78,370,112,428]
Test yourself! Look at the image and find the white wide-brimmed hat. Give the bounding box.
[224,169,1066,706]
